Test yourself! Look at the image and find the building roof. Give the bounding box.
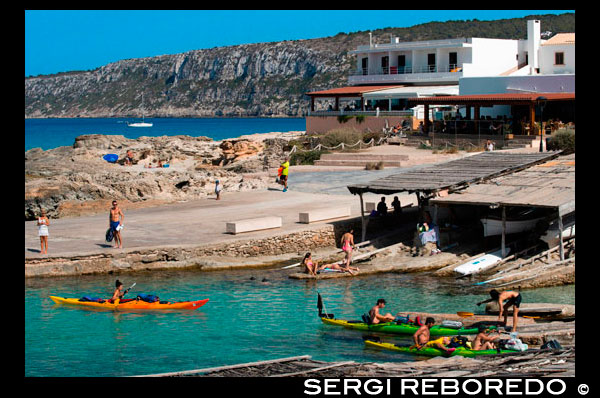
[306,85,403,97]
[362,85,459,100]
[347,152,559,196]
[430,154,574,215]
[407,92,575,105]
[541,33,575,46]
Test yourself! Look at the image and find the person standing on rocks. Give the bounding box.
[109,200,125,249]
[341,229,355,270]
[37,209,49,254]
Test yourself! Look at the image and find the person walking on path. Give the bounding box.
[341,229,355,271]
[215,180,222,200]
[109,200,125,249]
[37,209,49,254]
[279,158,290,192]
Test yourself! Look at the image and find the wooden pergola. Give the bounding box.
[306,85,403,112]
[407,92,575,134]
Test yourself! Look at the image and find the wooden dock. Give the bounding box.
[133,348,574,377]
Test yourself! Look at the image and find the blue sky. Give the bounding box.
[25,10,573,77]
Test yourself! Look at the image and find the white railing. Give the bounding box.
[288,137,388,154]
[350,64,461,76]
[308,110,414,117]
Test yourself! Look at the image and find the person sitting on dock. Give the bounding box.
[477,289,522,332]
[472,325,501,350]
[376,197,388,217]
[302,252,318,276]
[368,299,395,324]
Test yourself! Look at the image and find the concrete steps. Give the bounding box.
[314,152,407,167]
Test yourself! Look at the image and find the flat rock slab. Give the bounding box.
[226,216,282,234]
[299,207,351,224]
[485,302,575,318]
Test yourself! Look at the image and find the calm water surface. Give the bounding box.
[25,267,575,377]
[25,117,306,151]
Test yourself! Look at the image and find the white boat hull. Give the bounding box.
[454,248,510,276]
[481,217,544,237]
[127,122,153,127]
[540,224,575,247]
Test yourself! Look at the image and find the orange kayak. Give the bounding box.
[49,296,208,311]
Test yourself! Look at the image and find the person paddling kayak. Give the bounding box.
[111,280,134,301]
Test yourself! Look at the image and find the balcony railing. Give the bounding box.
[351,64,461,76]
[308,110,414,117]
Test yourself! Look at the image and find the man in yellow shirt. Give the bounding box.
[280,158,289,192]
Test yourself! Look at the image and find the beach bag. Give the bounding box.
[395,315,411,325]
[541,339,563,350]
[441,320,463,329]
[136,293,159,303]
[79,296,104,303]
[448,336,469,348]
[105,228,114,242]
[505,338,528,352]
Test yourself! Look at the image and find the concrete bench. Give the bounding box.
[299,206,351,224]
[226,216,282,234]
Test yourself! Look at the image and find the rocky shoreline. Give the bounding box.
[25,131,302,220]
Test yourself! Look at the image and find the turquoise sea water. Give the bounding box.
[25,267,575,377]
[25,117,306,151]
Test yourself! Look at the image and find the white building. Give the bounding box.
[348,35,521,86]
[459,21,575,118]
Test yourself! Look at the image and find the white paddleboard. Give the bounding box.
[454,248,510,276]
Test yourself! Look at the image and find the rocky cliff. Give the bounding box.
[25,13,574,118]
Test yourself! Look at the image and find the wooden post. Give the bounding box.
[424,104,430,133]
[558,213,564,261]
[474,106,480,135]
[335,96,339,111]
[465,106,471,120]
[359,192,367,242]
[501,206,506,258]
[529,104,536,136]
[311,97,315,112]
[361,96,365,111]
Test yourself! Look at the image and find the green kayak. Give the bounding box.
[321,317,483,336]
[365,339,521,357]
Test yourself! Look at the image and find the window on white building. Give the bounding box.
[555,52,565,65]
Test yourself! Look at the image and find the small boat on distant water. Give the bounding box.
[127,93,153,127]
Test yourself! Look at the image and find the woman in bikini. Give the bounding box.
[340,229,355,271]
[302,252,318,276]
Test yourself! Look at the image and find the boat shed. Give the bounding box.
[429,153,575,259]
[347,151,562,246]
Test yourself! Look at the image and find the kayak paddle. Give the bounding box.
[124,282,136,295]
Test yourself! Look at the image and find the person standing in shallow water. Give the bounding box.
[109,200,124,249]
[37,209,49,254]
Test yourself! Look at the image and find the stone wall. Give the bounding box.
[25,225,337,278]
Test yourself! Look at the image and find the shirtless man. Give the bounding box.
[472,325,501,350]
[412,317,455,354]
[109,200,125,249]
[340,229,355,270]
[368,299,395,324]
[477,289,523,332]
